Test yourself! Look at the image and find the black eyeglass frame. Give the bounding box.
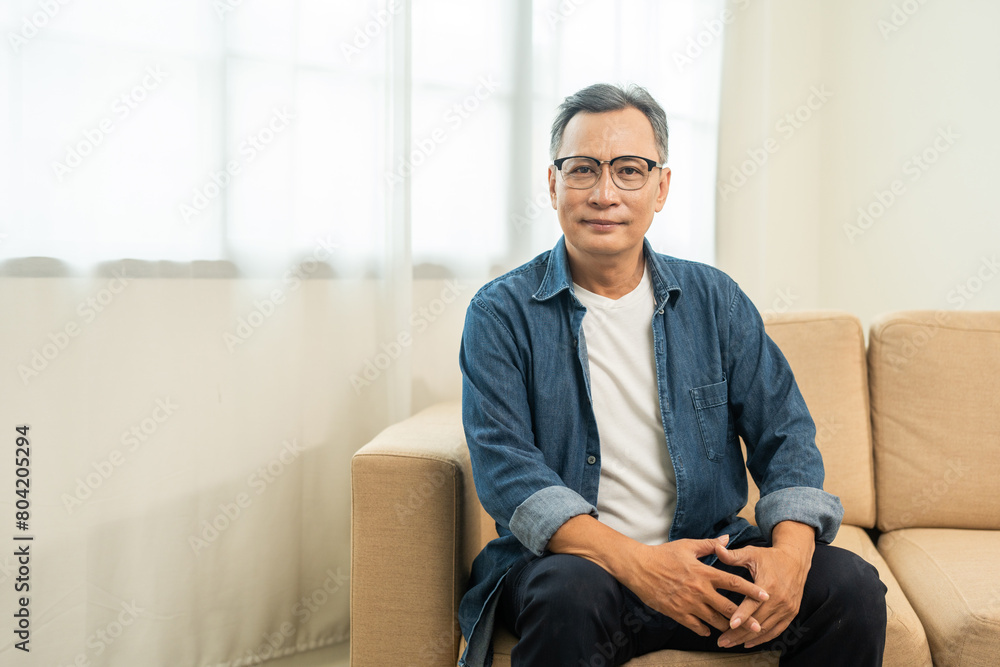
[552,155,665,190]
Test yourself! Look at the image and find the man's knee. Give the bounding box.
[808,545,888,629]
[520,553,623,615]
[507,554,630,664]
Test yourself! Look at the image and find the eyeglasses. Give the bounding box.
[553,155,663,191]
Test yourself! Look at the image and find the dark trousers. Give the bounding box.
[497,537,887,666]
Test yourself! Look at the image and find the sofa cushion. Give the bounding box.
[878,528,1000,666]
[490,624,778,666]
[868,310,1000,531]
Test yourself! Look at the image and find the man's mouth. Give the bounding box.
[582,219,625,231]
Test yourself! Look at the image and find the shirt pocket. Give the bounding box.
[690,379,729,462]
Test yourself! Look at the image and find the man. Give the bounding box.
[457,83,886,667]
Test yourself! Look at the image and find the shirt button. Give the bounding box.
[587,455,596,465]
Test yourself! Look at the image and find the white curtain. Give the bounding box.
[0,1,723,665]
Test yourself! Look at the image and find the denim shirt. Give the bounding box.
[457,237,843,667]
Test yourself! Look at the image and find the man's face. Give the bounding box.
[548,107,671,263]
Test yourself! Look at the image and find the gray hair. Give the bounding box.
[549,83,669,163]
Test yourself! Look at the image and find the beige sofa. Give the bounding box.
[351,310,1000,666]
[867,311,1000,666]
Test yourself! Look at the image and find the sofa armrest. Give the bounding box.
[351,401,478,666]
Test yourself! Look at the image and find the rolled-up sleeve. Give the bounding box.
[724,286,844,544]
[755,486,843,544]
[460,296,596,555]
[510,486,597,556]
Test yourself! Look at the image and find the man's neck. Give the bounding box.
[567,245,645,300]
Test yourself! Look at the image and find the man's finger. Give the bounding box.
[707,568,769,604]
[719,612,769,647]
[728,597,763,632]
[719,617,770,646]
[726,600,794,648]
[704,592,763,636]
[678,614,713,638]
[713,542,754,568]
[693,535,731,558]
[719,602,767,647]
[700,606,733,633]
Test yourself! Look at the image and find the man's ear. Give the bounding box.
[654,166,671,213]
[548,165,558,209]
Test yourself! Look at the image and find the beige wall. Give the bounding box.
[717,0,1000,330]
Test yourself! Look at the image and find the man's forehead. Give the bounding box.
[560,108,657,155]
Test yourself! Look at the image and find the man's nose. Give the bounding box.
[589,164,620,206]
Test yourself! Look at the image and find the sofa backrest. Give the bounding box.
[868,310,1000,532]
[749,311,877,528]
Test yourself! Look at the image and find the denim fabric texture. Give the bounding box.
[457,237,844,667]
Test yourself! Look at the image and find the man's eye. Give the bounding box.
[619,167,639,176]
[571,166,595,174]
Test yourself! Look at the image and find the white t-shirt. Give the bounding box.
[573,264,677,546]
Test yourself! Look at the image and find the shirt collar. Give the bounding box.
[532,236,682,310]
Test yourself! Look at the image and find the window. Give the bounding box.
[2,0,723,273]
